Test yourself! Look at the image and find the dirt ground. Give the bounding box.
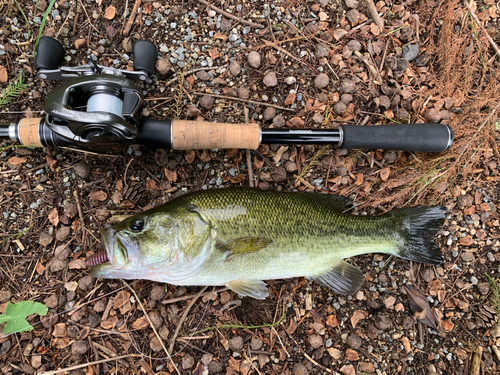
[1,0,500,374]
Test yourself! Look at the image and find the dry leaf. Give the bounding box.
[68,259,87,269]
[53,323,67,337]
[229,174,246,184]
[284,93,296,106]
[213,32,228,40]
[89,191,107,201]
[0,66,7,83]
[132,316,150,330]
[35,262,45,275]
[441,320,454,332]
[351,310,367,328]
[8,156,27,166]
[346,349,359,361]
[328,347,342,359]
[286,318,298,334]
[404,285,436,329]
[164,168,177,182]
[370,23,380,36]
[209,47,221,60]
[325,314,339,327]
[103,5,116,20]
[185,149,196,163]
[200,149,211,162]
[289,117,305,126]
[65,281,78,292]
[143,3,152,14]
[401,337,411,353]
[100,315,119,330]
[48,208,59,226]
[380,167,390,181]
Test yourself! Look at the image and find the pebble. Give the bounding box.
[347,39,362,52]
[316,44,330,58]
[251,338,264,350]
[195,71,210,81]
[229,336,244,350]
[72,340,89,355]
[333,101,347,115]
[186,105,201,118]
[285,76,296,85]
[346,333,362,349]
[461,252,474,262]
[263,72,278,87]
[402,43,420,61]
[182,354,195,369]
[314,73,329,89]
[238,87,250,99]
[199,95,215,110]
[273,114,286,127]
[229,60,241,76]
[345,0,360,8]
[151,285,166,301]
[340,79,356,93]
[308,334,323,349]
[247,51,261,68]
[346,9,361,23]
[263,107,276,120]
[425,108,442,123]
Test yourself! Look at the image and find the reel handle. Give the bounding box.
[133,40,157,77]
[35,37,65,71]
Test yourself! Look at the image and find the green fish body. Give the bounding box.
[89,188,444,299]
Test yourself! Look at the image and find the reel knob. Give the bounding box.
[35,37,65,72]
[132,40,157,78]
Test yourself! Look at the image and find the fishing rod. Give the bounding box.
[0,37,453,153]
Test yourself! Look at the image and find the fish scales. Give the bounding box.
[90,188,444,299]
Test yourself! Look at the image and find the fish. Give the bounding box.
[88,188,444,299]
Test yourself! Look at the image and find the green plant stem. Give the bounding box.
[34,0,57,52]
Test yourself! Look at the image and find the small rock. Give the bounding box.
[333,29,348,40]
[346,333,362,349]
[229,336,244,350]
[477,282,489,294]
[150,336,163,352]
[316,44,330,58]
[151,285,166,301]
[273,114,286,127]
[247,51,261,68]
[73,162,90,178]
[251,337,263,350]
[375,314,392,330]
[414,54,430,67]
[347,39,362,52]
[78,276,94,291]
[346,9,361,24]
[402,43,420,61]
[263,72,278,87]
[308,334,323,349]
[201,353,213,365]
[379,95,391,109]
[341,94,353,104]
[292,363,309,375]
[285,76,296,85]
[263,107,276,120]
[182,354,195,369]
[208,361,223,373]
[95,208,111,222]
[39,232,53,247]
[72,340,89,355]
[155,58,172,76]
[44,294,58,309]
[425,108,442,123]
[55,226,71,241]
[199,95,215,110]
[340,79,356,93]
[333,101,347,115]
[285,160,297,172]
[195,71,210,81]
[314,73,329,89]
[0,289,12,303]
[220,18,232,30]
[312,112,324,124]
[345,0,359,8]
[31,355,42,369]
[226,87,238,97]
[148,311,164,330]
[271,166,287,182]
[229,60,241,76]
[238,87,250,100]
[186,105,201,118]
[461,252,474,262]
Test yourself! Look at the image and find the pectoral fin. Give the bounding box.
[311,261,364,296]
[226,279,269,299]
[216,237,273,259]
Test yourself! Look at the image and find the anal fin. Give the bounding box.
[311,261,364,296]
[226,279,269,299]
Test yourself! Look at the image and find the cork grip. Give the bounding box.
[18,118,43,147]
[171,120,260,150]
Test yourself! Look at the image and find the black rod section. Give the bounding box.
[0,124,10,140]
[261,128,341,145]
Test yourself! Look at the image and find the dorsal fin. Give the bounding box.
[297,192,351,212]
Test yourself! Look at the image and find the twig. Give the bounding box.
[168,286,207,354]
[354,50,383,85]
[73,190,85,244]
[161,287,228,305]
[243,106,255,187]
[144,65,228,91]
[122,280,180,375]
[463,0,500,60]
[123,0,141,35]
[78,0,100,34]
[198,0,263,28]
[469,345,483,375]
[191,92,295,112]
[39,354,142,375]
[365,0,384,29]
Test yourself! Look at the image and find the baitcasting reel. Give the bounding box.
[1,37,454,153]
[6,36,156,152]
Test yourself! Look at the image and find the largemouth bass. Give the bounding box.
[88,188,444,299]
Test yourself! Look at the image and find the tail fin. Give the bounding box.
[390,206,445,266]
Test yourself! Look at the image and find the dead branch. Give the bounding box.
[463,0,500,60]
[198,0,264,29]
[365,0,384,30]
[123,0,141,35]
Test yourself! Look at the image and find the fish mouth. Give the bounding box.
[86,226,114,267]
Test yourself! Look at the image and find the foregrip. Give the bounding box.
[339,124,453,152]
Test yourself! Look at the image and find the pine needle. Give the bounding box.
[0,70,28,109]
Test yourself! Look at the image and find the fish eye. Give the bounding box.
[129,218,144,232]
